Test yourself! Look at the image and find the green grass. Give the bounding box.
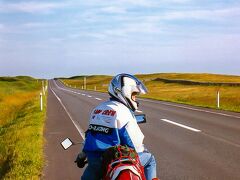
[0,77,47,179]
[61,75,112,92]
[136,73,240,83]
[60,73,240,112]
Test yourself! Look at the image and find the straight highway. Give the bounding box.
[43,79,240,180]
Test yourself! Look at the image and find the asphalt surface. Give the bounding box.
[43,79,240,180]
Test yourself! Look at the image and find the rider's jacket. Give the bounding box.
[83,99,145,158]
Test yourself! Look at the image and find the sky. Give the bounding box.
[0,0,240,78]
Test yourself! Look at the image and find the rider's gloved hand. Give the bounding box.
[75,152,87,168]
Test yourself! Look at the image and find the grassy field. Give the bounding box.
[0,76,47,179]
[61,73,240,112]
[60,75,112,91]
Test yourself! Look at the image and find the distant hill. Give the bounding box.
[0,76,35,82]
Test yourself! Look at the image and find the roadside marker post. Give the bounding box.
[42,81,45,96]
[217,91,220,108]
[40,93,43,111]
[84,77,86,90]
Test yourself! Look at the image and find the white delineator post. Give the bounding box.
[94,86,96,91]
[40,93,43,111]
[42,81,45,96]
[84,77,86,90]
[217,91,220,108]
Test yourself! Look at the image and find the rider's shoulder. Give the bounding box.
[92,100,133,128]
[109,100,134,122]
[96,100,126,109]
[106,100,131,112]
[95,100,132,117]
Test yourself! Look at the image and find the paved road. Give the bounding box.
[43,79,240,180]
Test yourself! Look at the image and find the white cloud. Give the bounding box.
[118,0,153,7]
[0,23,10,33]
[0,22,58,35]
[100,6,126,14]
[1,0,240,77]
[0,2,66,13]
[116,0,191,7]
[104,22,162,38]
[162,6,240,21]
[0,23,4,30]
[22,22,49,28]
[48,37,65,43]
[67,32,106,40]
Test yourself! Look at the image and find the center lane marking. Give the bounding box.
[54,81,104,101]
[160,118,201,132]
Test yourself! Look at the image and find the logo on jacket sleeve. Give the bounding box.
[93,109,116,117]
[88,124,112,134]
[102,110,116,116]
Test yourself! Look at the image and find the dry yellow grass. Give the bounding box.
[137,73,240,83]
[62,75,111,92]
[0,92,37,126]
[61,73,240,112]
[0,77,46,179]
[141,81,240,112]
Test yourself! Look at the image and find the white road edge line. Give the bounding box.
[49,83,85,140]
[55,81,240,120]
[54,80,104,102]
[56,81,240,120]
[160,119,201,132]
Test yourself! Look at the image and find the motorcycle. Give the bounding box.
[60,114,147,180]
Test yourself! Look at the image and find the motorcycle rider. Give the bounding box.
[79,73,158,180]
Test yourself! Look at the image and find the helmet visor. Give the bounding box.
[124,75,148,94]
[136,81,148,94]
[121,74,148,95]
[113,73,148,95]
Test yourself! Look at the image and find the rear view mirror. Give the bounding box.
[135,114,146,124]
[61,138,73,150]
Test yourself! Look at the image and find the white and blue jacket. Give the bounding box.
[83,100,145,158]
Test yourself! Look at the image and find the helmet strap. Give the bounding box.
[125,97,136,111]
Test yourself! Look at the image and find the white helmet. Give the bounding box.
[108,73,148,111]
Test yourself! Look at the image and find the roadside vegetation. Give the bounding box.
[61,73,240,112]
[0,76,46,179]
